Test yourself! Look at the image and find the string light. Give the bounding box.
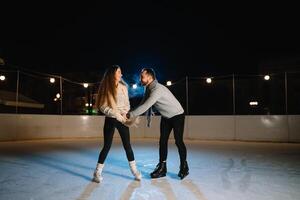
[50,78,55,83]
[132,84,137,89]
[206,78,212,84]
[83,83,89,88]
[56,93,61,99]
[249,101,258,106]
[0,66,295,88]
[85,103,89,107]
[0,75,5,81]
[264,75,270,80]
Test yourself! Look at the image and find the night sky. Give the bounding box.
[1,2,300,80]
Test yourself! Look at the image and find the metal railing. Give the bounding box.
[0,68,299,115]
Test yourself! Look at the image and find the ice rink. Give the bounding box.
[0,138,300,200]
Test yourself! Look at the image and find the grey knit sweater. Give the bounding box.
[130,80,184,119]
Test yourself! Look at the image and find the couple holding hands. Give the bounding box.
[93,65,189,183]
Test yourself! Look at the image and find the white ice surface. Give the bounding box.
[0,139,300,200]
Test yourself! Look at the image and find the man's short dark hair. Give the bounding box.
[141,68,156,80]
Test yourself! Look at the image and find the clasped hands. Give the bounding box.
[116,112,139,127]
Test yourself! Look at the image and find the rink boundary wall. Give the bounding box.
[0,114,299,142]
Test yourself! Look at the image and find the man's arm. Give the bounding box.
[129,88,160,118]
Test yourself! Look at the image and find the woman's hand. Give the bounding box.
[121,113,128,121]
[115,113,126,123]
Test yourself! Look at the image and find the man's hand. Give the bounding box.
[124,116,140,127]
[126,112,131,119]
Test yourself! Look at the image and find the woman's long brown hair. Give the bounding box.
[96,65,120,109]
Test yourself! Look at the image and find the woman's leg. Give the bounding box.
[116,122,141,180]
[116,122,134,161]
[97,117,116,164]
[93,117,116,183]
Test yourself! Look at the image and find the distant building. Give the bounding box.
[0,90,44,113]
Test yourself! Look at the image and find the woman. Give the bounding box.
[93,65,141,183]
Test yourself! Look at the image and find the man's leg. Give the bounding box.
[159,117,173,162]
[172,114,189,179]
[172,114,187,164]
[150,117,172,178]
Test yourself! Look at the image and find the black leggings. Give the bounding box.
[159,114,187,164]
[97,117,135,164]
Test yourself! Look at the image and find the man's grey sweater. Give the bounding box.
[130,80,184,118]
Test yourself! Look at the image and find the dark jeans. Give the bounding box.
[97,117,135,164]
[159,113,187,164]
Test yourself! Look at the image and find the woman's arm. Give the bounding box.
[99,105,116,118]
[100,105,126,123]
[124,86,130,112]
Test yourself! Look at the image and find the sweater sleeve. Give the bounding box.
[100,105,117,118]
[130,88,160,117]
[124,86,130,112]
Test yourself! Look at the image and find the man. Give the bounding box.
[126,68,189,179]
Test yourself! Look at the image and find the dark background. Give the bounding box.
[1,1,300,115]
